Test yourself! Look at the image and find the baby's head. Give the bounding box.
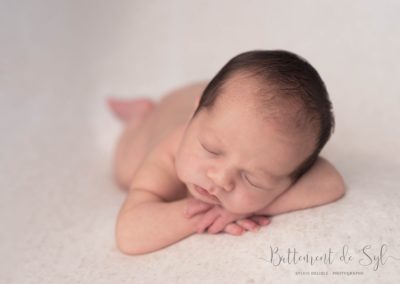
[175,50,334,214]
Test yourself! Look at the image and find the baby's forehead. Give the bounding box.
[205,95,315,147]
[216,74,295,118]
[219,74,265,101]
[199,71,314,136]
[211,85,264,117]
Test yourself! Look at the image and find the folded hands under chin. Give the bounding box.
[183,197,271,235]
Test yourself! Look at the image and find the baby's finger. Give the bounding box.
[250,215,271,226]
[206,217,229,234]
[223,223,244,236]
[184,199,213,218]
[196,209,219,233]
[236,219,260,232]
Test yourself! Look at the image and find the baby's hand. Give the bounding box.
[184,197,270,235]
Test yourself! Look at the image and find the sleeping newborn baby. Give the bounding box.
[108,50,345,255]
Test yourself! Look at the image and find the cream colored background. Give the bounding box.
[1,1,399,283]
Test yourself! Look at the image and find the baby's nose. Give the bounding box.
[207,168,234,192]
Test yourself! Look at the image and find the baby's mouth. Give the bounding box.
[194,185,220,202]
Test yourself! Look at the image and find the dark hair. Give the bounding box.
[192,50,335,183]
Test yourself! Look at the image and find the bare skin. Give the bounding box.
[109,80,345,255]
[109,81,271,237]
[109,81,208,191]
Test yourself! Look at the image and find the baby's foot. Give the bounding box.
[107,97,156,124]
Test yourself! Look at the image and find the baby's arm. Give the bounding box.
[255,157,345,216]
[116,189,202,255]
[115,128,202,255]
[184,157,344,234]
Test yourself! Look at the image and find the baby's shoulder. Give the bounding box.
[129,124,187,202]
[165,124,187,158]
[145,123,186,163]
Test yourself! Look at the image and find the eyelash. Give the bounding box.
[201,143,219,155]
[200,142,264,190]
[244,175,262,189]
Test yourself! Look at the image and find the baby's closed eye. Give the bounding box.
[200,141,220,156]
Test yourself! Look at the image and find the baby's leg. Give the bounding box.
[107,97,155,124]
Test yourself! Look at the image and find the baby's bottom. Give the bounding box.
[109,81,208,190]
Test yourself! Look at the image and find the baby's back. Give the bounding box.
[142,81,207,154]
[123,81,208,198]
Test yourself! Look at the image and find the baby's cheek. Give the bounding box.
[229,191,268,214]
[175,152,202,183]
